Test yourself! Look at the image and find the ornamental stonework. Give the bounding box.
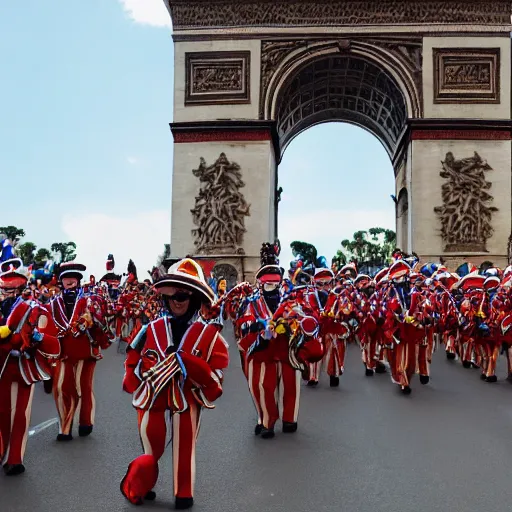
[169,1,512,30]
[191,153,250,255]
[434,152,498,253]
[185,51,250,105]
[433,48,500,104]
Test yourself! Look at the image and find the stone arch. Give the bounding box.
[262,40,421,161]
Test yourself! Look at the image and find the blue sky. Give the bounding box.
[0,1,394,277]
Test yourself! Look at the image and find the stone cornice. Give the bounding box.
[167,1,512,31]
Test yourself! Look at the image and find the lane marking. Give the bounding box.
[29,418,58,437]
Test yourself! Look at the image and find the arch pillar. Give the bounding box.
[170,121,279,281]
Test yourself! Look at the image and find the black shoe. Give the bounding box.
[446,352,456,360]
[56,434,73,442]
[365,368,374,377]
[145,491,156,501]
[471,363,480,369]
[3,464,25,476]
[375,363,387,374]
[175,497,194,509]
[78,425,93,437]
[254,424,263,436]
[480,373,487,381]
[486,375,498,383]
[260,427,275,439]
[43,379,53,394]
[401,386,412,395]
[307,380,318,387]
[462,361,471,369]
[419,375,430,385]
[282,422,298,433]
[330,376,340,387]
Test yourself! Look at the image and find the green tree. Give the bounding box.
[34,248,52,265]
[0,225,25,245]
[337,228,396,267]
[290,241,318,267]
[51,242,77,263]
[17,242,37,266]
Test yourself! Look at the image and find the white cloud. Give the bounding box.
[61,210,170,280]
[126,156,139,165]
[278,208,395,267]
[118,0,171,28]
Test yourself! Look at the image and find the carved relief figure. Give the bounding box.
[434,152,498,252]
[191,153,250,254]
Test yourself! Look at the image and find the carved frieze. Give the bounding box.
[433,48,500,104]
[185,51,250,105]
[169,1,512,30]
[434,152,498,253]
[191,153,250,255]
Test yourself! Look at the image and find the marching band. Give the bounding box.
[3,242,512,508]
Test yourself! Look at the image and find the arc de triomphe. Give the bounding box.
[164,1,512,279]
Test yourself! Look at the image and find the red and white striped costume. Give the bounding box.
[0,299,60,470]
[50,293,111,437]
[121,316,229,504]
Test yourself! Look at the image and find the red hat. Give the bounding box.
[459,273,485,291]
[314,268,334,282]
[0,258,27,289]
[435,271,460,290]
[388,260,411,281]
[374,267,389,283]
[354,274,372,288]
[154,258,215,304]
[255,264,283,283]
[484,276,500,291]
[340,263,357,279]
[59,262,86,281]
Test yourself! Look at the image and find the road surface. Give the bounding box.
[2,324,512,512]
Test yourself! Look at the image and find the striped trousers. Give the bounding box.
[137,403,201,499]
[0,366,35,466]
[53,359,96,435]
[247,360,301,429]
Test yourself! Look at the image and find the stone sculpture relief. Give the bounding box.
[191,153,250,255]
[433,48,500,103]
[434,152,498,252]
[185,51,250,105]
[169,1,511,30]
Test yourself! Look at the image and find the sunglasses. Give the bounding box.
[169,292,192,302]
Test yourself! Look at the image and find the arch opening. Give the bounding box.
[275,55,408,160]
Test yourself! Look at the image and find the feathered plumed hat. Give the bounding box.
[257,242,283,283]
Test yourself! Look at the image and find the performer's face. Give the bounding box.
[315,278,332,291]
[62,277,79,290]
[166,286,193,316]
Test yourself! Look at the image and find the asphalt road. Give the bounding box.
[2,325,512,512]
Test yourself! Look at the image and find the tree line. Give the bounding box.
[0,225,77,266]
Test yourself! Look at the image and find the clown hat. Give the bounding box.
[0,258,27,289]
[484,276,500,291]
[374,267,389,283]
[314,268,334,282]
[459,272,485,291]
[354,274,372,288]
[153,258,215,305]
[388,260,411,281]
[59,262,86,281]
[340,263,357,280]
[256,264,283,283]
[435,271,460,290]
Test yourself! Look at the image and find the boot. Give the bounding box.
[175,497,194,510]
[145,491,156,501]
[260,427,275,439]
[78,425,93,437]
[282,422,298,433]
[375,363,387,374]
[365,368,374,377]
[446,352,456,360]
[329,376,340,387]
[307,380,318,387]
[401,386,412,395]
[43,378,53,394]
[486,375,498,383]
[3,464,25,476]
[419,375,430,385]
[56,434,73,442]
[254,424,263,436]
[462,361,471,369]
